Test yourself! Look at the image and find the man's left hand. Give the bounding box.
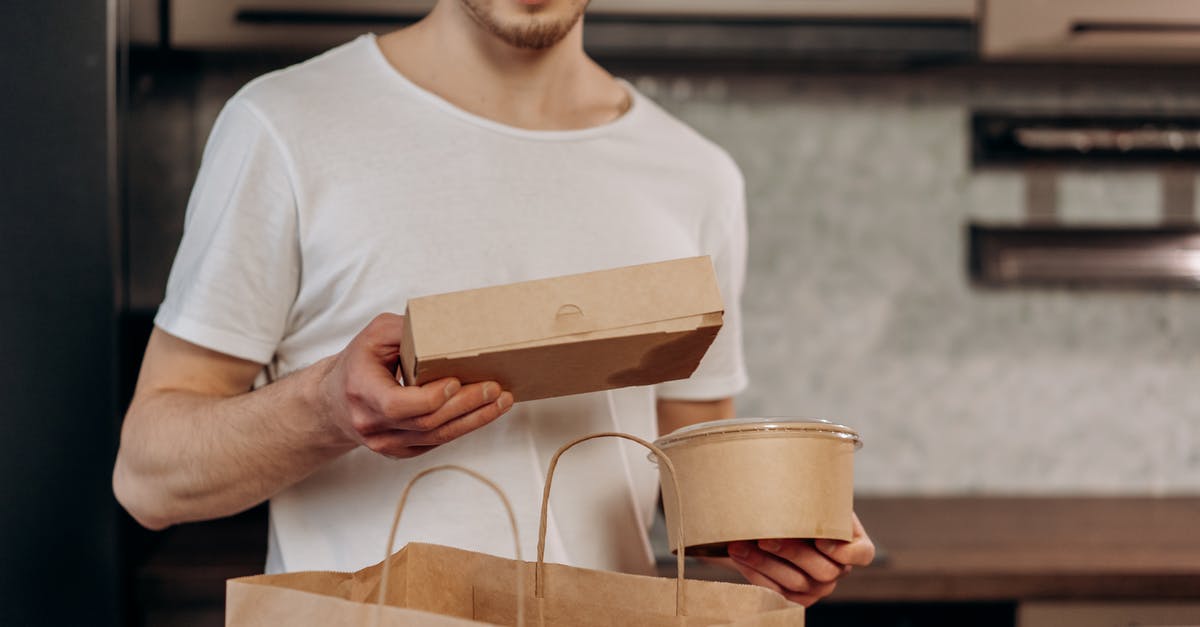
[725,512,875,607]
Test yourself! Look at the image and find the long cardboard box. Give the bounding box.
[399,257,724,402]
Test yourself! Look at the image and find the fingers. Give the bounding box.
[407,389,512,448]
[351,377,462,431]
[361,381,509,440]
[728,541,832,596]
[365,390,514,457]
[728,559,830,607]
[726,544,838,608]
[337,314,431,428]
[717,517,875,608]
[815,513,876,567]
[726,555,784,594]
[346,315,507,432]
[391,381,508,433]
[757,539,845,583]
[325,313,516,457]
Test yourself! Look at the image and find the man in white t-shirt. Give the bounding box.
[112,0,873,607]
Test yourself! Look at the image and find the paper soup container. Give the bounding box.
[653,418,861,556]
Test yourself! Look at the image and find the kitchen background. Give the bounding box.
[4,1,1200,626]
[130,51,1200,497]
[681,75,1200,494]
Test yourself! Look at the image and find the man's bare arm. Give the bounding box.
[656,397,735,438]
[113,314,513,530]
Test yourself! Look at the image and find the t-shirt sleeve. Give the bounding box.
[154,99,300,365]
[655,163,750,401]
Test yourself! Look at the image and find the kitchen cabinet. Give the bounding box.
[160,0,976,59]
[983,0,1200,62]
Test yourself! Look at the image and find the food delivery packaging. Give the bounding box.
[399,256,725,402]
[653,418,862,556]
[226,434,808,626]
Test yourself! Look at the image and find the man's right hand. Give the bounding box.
[114,313,514,530]
[314,313,514,458]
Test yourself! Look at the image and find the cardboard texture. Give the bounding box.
[226,543,804,627]
[399,257,724,402]
[655,421,861,555]
[226,433,806,626]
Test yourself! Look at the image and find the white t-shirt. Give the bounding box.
[155,34,748,576]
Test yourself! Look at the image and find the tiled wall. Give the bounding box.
[638,70,1200,495]
[128,56,1200,495]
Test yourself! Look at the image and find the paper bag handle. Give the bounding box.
[375,465,524,626]
[535,432,687,618]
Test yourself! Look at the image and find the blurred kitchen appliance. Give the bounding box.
[970,226,1200,289]
[969,112,1200,289]
[973,114,1200,168]
[983,0,1200,62]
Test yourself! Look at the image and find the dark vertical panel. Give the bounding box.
[0,2,119,626]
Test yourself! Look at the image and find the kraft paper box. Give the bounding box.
[399,257,724,402]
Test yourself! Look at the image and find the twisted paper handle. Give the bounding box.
[374,465,524,626]
[535,432,688,618]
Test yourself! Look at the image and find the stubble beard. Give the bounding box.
[458,0,589,50]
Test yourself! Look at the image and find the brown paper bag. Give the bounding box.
[226,434,806,626]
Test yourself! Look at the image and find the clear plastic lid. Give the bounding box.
[653,417,862,450]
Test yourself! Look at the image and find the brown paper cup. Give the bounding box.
[653,418,861,556]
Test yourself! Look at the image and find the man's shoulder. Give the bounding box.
[228,36,376,126]
[627,89,744,187]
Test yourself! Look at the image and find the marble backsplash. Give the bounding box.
[636,70,1200,495]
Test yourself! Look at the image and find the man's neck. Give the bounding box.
[376,2,629,131]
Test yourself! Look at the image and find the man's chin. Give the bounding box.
[497,22,574,49]
[460,0,587,50]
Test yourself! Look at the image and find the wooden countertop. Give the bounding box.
[799,497,1200,602]
[139,497,1200,610]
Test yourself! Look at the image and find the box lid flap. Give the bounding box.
[408,257,723,358]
